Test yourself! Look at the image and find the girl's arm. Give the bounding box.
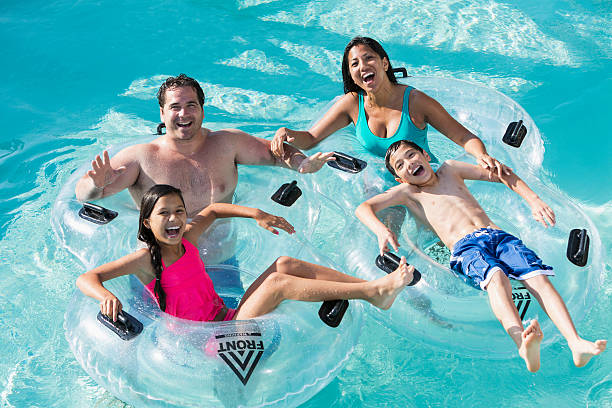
[271,94,356,157]
[76,249,152,321]
[184,203,295,244]
[452,160,555,227]
[414,91,510,177]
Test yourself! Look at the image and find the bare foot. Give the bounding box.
[369,257,414,310]
[570,339,607,367]
[518,320,543,372]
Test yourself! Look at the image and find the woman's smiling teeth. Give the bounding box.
[362,72,375,84]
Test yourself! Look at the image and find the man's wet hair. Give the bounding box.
[341,36,398,94]
[385,140,425,178]
[157,74,205,108]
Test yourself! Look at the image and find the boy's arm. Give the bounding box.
[355,186,414,255]
[451,160,556,227]
[184,203,295,243]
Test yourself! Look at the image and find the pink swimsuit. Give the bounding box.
[145,238,237,321]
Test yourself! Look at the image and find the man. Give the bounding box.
[76,73,332,215]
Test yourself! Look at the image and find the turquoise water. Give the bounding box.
[1,0,611,407]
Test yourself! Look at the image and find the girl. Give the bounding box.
[77,184,414,322]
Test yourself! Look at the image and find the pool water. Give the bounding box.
[1,1,611,407]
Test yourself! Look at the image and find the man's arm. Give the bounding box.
[355,185,414,255]
[75,147,141,202]
[230,129,333,173]
[451,160,556,227]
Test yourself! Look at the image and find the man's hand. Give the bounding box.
[298,151,336,174]
[377,228,400,256]
[254,210,295,235]
[87,150,127,189]
[529,198,556,227]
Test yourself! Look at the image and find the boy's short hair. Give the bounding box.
[157,74,205,108]
[384,140,425,178]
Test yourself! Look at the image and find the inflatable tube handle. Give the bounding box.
[78,202,118,225]
[392,67,408,78]
[567,229,590,267]
[97,310,143,341]
[271,180,302,207]
[327,152,367,173]
[318,299,349,328]
[502,120,527,148]
[156,123,166,135]
[375,252,421,286]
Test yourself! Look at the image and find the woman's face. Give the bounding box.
[348,44,389,92]
[143,193,187,246]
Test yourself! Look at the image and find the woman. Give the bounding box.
[272,36,508,176]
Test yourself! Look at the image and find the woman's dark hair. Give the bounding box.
[157,73,205,108]
[137,184,185,311]
[341,36,398,94]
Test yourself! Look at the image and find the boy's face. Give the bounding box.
[390,145,434,185]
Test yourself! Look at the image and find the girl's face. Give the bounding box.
[348,44,389,92]
[143,194,187,246]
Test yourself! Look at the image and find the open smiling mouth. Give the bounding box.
[411,165,424,176]
[166,226,181,238]
[362,72,375,84]
[176,121,192,128]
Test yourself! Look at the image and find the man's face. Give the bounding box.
[159,86,204,141]
[390,145,434,185]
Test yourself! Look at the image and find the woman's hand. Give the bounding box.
[271,127,295,158]
[529,198,556,227]
[377,228,400,256]
[100,293,123,322]
[298,151,336,174]
[477,154,511,177]
[254,210,296,235]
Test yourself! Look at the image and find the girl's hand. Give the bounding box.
[271,127,295,158]
[298,151,336,174]
[255,210,295,235]
[377,229,399,256]
[477,154,511,177]
[87,150,127,189]
[530,198,556,227]
[100,294,123,322]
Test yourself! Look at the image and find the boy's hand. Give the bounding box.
[377,228,400,256]
[100,294,123,322]
[530,198,556,227]
[298,151,336,173]
[254,210,295,235]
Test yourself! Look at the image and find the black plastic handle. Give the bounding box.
[392,67,408,78]
[375,252,421,286]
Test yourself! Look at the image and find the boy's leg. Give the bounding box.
[486,270,543,372]
[234,257,412,319]
[522,275,606,367]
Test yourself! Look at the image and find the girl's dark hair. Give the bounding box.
[137,184,185,311]
[341,36,398,94]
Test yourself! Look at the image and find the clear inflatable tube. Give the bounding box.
[302,76,604,358]
[54,161,363,407]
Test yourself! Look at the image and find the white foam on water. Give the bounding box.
[261,0,576,67]
[216,49,292,75]
[121,75,324,122]
[270,39,343,82]
[557,10,612,59]
[236,0,281,9]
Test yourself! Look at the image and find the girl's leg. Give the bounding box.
[234,257,412,320]
[522,274,606,367]
[273,256,366,283]
[485,270,542,372]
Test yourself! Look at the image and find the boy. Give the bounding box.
[355,140,606,372]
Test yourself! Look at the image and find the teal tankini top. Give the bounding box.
[356,86,438,162]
